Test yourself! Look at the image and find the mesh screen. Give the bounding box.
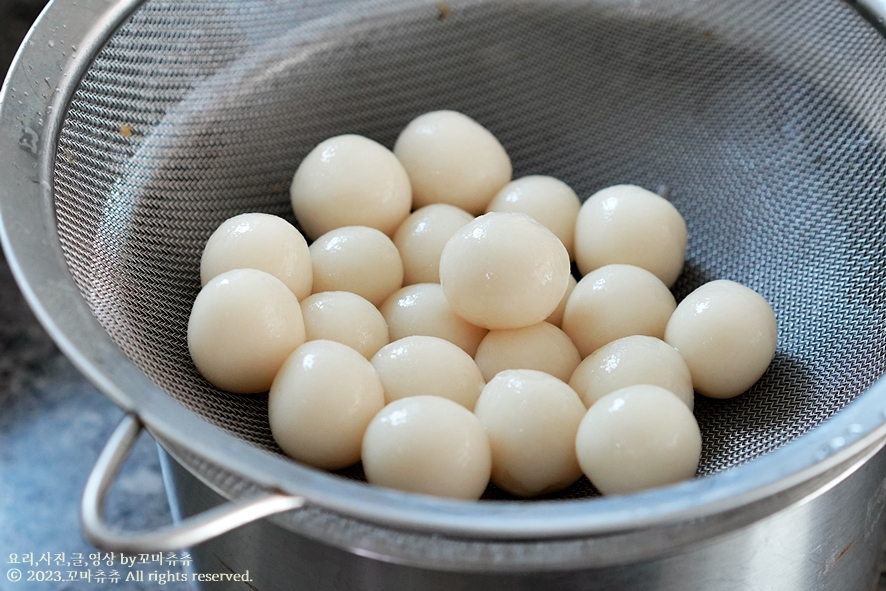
[53,0,886,500]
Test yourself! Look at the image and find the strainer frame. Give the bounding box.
[3,0,886,556]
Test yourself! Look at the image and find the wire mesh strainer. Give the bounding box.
[4,0,886,565]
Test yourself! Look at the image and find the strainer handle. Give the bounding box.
[81,413,306,552]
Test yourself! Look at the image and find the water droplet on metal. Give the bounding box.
[48,40,55,48]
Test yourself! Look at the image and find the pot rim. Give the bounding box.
[2,0,886,544]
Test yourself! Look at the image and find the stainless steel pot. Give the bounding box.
[3,0,886,589]
[159,438,886,590]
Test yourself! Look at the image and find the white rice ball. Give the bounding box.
[188,269,305,394]
[474,322,581,383]
[569,335,694,410]
[486,175,580,260]
[309,226,404,307]
[394,110,512,215]
[371,335,485,410]
[665,280,777,399]
[393,203,474,285]
[380,283,488,356]
[439,212,570,330]
[575,384,701,495]
[574,184,687,287]
[362,396,492,500]
[562,264,676,357]
[300,291,389,360]
[474,369,586,497]
[269,340,385,470]
[290,134,412,240]
[200,212,313,300]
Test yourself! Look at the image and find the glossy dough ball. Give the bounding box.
[665,280,777,399]
[439,212,570,330]
[562,264,676,357]
[380,283,488,356]
[474,322,581,383]
[486,175,581,260]
[200,213,313,300]
[268,340,385,470]
[569,335,694,410]
[362,396,492,500]
[290,134,412,240]
[393,110,512,215]
[574,184,688,287]
[188,269,306,394]
[309,226,404,307]
[371,336,485,410]
[300,291,389,360]
[575,385,701,495]
[545,273,576,328]
[474,370,586,497]
[393,204,474,285]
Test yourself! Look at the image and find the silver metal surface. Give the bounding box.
[81,413,304,553]
[163,442,886,589]
[158,430,886,571]
[2,0,886,581]
[856,0,886,28]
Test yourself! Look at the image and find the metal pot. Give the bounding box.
[3,0,886,589]
[159,438,886,590]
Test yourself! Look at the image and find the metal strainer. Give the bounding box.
[3,0,886,582]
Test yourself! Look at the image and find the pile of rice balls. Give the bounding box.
[187,110,778,500]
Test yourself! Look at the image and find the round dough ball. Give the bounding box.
[574,184,688,286]
[439,212,570,330]
[371,336,485,410]
[562,264,676,357]
[486,175,581,260]
[268,340,385,470]
[310,226,404,307]
[474,322,581,383]
[300,291,389,359]
[200,212,312,300]
[393,110,512,215]
[290,134,412,240]
[380,283,488,356]
[665,280,777,399]
[575,385,701,495]
[474,369,586,497]
[362,396,492,500]
[394,204,474,285]
[569,335,694,410]
[188,269,306,394]
[546,273,577,328]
